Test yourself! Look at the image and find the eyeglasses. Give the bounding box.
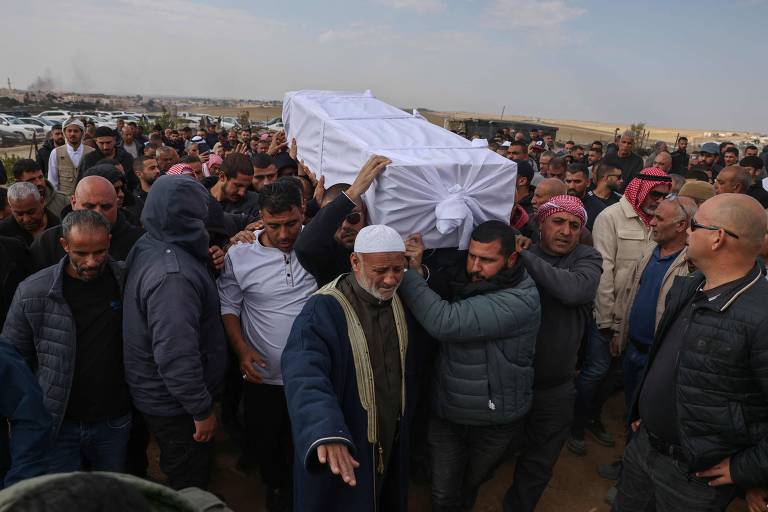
[690,217,740,239]
[665,193,694,221]
[345,212,362,225]
[648,190,667,200]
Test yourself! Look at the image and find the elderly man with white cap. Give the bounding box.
[47,117,94,195]
[282,224,412,512]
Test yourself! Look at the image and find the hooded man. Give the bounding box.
[282,225,412,512]
[122,176,228,490]
[570,168,671,456]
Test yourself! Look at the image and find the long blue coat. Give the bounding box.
[281,293,414,512]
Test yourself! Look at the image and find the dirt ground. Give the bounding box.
[145,392,746,512]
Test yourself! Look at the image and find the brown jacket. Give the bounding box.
[612,245,690,352]
[592,196,655,328]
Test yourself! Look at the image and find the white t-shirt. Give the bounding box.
[217,231,317,385]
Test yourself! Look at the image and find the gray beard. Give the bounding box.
[354,272,399,302]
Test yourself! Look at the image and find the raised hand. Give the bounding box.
[346,155,391,203]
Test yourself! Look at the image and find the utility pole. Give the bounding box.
[6,77,11,91]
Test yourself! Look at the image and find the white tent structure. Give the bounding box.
[283,90,517,249]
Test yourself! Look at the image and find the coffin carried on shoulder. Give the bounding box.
[283,90,517,249]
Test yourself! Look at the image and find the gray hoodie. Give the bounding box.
[122,176,227,419]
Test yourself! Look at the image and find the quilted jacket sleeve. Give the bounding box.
[1,286,36,368]
[397,269,540,343]
[730,316,768,487]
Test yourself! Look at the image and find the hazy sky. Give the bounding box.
[5,0,767,132]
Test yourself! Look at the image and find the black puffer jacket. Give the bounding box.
[631,265,768,486]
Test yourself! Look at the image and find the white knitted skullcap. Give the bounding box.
[63,118,85,131]
[353,225,405,254]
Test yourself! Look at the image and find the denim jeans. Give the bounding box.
[429,413,524,512]
[622,343,649,423]
[47,412,132,474]
[573,322,614,431]
[613,426,737,512]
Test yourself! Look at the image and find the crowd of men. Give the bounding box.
[0,117,767,512]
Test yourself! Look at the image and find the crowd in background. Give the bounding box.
[0,117,767,512]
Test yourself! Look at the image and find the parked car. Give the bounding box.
[0,124,28,146]
[219,116,241,130]
[0,116,40,142]
[115,114,142,122]
[17,117,55,134]
[37,110,73,122]
[0,116,46,139]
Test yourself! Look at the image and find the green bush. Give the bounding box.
[1,154,22,183]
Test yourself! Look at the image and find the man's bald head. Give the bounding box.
[714,165,751,195]
[538,178,568,198]
[71,176,118,225]
[761,211,768,261]
[691,193,766,263]
[531,178,569,216]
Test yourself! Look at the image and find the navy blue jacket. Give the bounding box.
[282,293,413,512]
[122,176,227,419]
[0,339,51,489]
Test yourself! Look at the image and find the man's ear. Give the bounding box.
[59,237,68,253]
[350,252,361,272]
[506,251,519,268]
[218,170,227,183]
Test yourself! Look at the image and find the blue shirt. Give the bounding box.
[628,246,681,346]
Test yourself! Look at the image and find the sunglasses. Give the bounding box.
[690,217,739,239]
[345,212,362,225]
[648,190,667,200]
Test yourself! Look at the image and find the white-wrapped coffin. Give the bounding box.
[283,90,517,249]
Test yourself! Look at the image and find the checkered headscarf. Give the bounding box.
[166,163,195,177]
[537,194,587,227]
[623,168,671,226]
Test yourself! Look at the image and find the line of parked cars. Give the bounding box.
[0,110,285,146]
[0,110,147,146]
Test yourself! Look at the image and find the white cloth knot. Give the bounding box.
[435,185,474,249]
